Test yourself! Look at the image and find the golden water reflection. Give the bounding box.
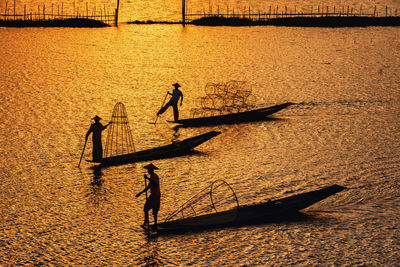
[0,23,399,265]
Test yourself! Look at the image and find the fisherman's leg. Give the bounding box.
[153,206,159,230]
[143,201,150,226]
[172,104,179,122]
[93,143,102,161]
[152,199,160,230]
[99,145,103,160]
[143,210,149,226]
[157,102,171,116]
[153,211,158,230]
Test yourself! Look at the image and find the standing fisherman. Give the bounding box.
[136,163,161,230]
[157,83,184,122]
[85,115,111,162]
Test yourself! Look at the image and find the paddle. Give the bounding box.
[151,92,169,125]
[78,138,88,167]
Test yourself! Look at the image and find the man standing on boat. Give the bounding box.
[156,83,183,122]
[85,115,111,162]
[136,163,161,230]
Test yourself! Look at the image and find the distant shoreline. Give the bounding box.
[190,16,400,27]
[126,16,400,27]
[2,16,400,28]
[0,18,110,28]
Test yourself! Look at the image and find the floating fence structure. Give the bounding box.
[186,5,400,21]
[184,5,400,26]
[0,1,118,27]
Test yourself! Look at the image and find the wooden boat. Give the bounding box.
[88,131,221,166]
[146,184,346,235]
[169,102,294,127]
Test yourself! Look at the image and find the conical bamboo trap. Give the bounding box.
[104,102,136,158]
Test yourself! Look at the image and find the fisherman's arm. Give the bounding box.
[180,93,183,106]
[135,184,150,197]
[103,121,112,130]
[135,175,151,197]
[85,125,93,140]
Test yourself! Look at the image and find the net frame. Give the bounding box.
[104,102,136,158]
[191,80,255,118]
[164,180,239,223]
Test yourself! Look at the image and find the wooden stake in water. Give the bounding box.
[115,0,120,26]
[182,0,186,26]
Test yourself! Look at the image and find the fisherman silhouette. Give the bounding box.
[157,83,183,122]
[136,163,161,230]
[85,115,111,162]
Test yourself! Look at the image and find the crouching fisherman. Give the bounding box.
[136,163,161,231]
[85,115,111,162]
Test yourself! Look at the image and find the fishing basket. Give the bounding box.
[104,102,136,158]
[164,180,239,223]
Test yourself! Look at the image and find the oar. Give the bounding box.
[152,92,169,125]
[78,138,88,168]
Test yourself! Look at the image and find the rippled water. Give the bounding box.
[1,13,400,266]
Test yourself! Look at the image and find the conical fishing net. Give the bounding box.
[164,180,240,223]
[190,80,257,118]
[104,102,136,158]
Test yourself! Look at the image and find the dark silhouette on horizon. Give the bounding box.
[191,16,400,27]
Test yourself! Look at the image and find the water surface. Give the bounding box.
[1,16,400,266]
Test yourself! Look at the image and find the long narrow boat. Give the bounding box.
[146,184,346,235]
[169,102,294,127]
[88,131,221,166]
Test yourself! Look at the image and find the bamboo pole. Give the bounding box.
[182,0,185,26]
[103,4,106,23]
[115,0,119,26]
[4,2,7,21]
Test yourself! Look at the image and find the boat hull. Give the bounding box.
[170,102,294,127]
[154,184,346,235]
[89,131,221,166]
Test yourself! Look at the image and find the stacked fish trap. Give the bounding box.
[104,102,136,158]
[190,80,257,118]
